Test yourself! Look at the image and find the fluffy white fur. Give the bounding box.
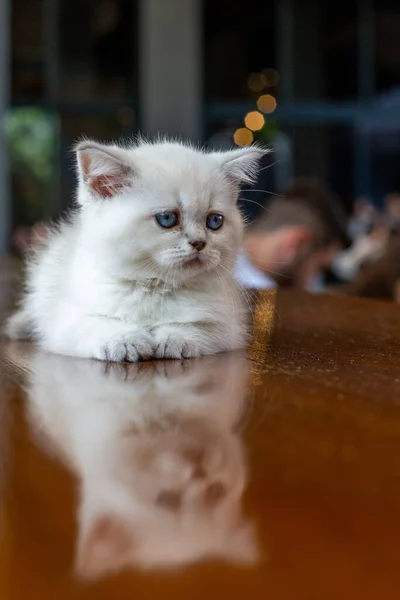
[6,139,266,361]
[6,344,257,578]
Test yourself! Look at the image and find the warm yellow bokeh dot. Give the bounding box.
[257,94,277,114]
[244,111,265,131]
[247,72,267,92]
[233,128,254,147]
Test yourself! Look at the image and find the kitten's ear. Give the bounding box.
[214,146,269,185]
[75,514,134,580]
[75,141,134,200]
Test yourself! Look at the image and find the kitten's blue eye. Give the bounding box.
[206,213,224,231]
[155,211,179,229]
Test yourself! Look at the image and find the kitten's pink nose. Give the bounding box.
[189,240,206,252]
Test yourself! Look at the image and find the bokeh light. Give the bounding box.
[233,128,254,147]
[244,111,265,131]
[262,68,279,87]
[257,94,277,114]
[247,72,267,92]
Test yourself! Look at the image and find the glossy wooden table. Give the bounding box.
[1,264,400,599]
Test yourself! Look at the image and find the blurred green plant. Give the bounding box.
[4,108,58,225]
[4,107,56,179]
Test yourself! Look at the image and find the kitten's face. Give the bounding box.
[76,141,266,283]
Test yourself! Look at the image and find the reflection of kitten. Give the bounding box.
[8,345,257,579]
[6,140,266,362]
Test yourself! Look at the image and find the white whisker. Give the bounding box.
[239,198,270,213]
[258,159,281,172]
[242,189,282,197]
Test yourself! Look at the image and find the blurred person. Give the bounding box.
[234,179,348,291]
[346,231,400,303]
[332,222,389,283]
[347,196,377,241]
[384,192,400,229]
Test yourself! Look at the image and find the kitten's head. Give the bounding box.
[75,139,267,283]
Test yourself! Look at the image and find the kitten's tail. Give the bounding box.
[2,309,34,340]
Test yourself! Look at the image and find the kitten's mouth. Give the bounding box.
[182,255,203,268]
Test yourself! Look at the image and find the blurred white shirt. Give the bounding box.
[234,251,276,290]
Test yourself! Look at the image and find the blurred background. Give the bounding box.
[1,0,400,300]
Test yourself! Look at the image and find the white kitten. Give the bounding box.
[6,139,266,361]
[6,344,257,578]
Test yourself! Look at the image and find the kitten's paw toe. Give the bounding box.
[100,333,155,362]
[156,335,200,360]
[123,335,155,361]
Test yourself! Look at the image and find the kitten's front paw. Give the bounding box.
[99,333,155,362]
[156,334,200,360]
